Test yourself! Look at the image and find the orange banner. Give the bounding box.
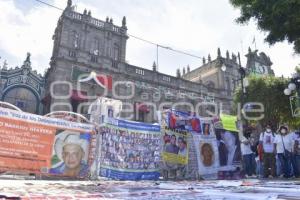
[0,116,56,173]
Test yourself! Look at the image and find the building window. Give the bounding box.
[162,76,171,82]
[226,77,231,95]
[92,38,99,53]
[69,50,76,57]
[69,30,80,49]
[135,68,144,75]
[3,88,37,114]
[206,81,215,89]
[232,79,236,90]
[106,46,111,57]
[16,100,25,110]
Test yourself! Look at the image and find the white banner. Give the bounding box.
[193,134,220,178]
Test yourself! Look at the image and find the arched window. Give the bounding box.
[3,87,38,113]
[206,81,215,89]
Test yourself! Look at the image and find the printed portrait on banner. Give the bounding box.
[49,130,91,178]
[162,129,189,165]
[215,129,242,167]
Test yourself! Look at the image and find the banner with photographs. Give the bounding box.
[193,135,219,179]
[215,129,243,179]
[0,107,94,178]
[161,109,202,134]
[99,119,161,180]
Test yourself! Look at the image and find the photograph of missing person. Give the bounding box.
[200,143,215,167]
[163,132,187,156]
[49,130,91,177]
[108,106,114,118]
[188,117,201,133]
[202,123,211,135]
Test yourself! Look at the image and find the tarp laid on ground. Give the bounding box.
[99,118,161,180]
[0,107,95,178]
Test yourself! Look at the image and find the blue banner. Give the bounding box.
[100,167,160,180]
[99,119,161,180]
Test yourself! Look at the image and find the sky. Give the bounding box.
[0,0,299,77]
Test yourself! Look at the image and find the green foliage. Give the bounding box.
[230,0,300,54]
[234,75,300,129]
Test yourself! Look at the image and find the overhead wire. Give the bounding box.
[32,0,204,61]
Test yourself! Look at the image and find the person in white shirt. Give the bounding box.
[241,130,255,177]
[259,124,276,178]
[274,126,293,178]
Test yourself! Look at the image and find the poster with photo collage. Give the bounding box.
[99,119,161,180]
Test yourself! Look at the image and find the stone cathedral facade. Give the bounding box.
[42,0,274,123]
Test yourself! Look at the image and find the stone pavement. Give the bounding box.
[0,178,299,199]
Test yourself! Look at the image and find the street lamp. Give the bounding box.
[284,73,300,95]
[221,54,248,129]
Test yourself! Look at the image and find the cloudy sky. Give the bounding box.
[0,0,299,77]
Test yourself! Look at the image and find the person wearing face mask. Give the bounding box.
[274,126,293,178]
[259,124,276,178]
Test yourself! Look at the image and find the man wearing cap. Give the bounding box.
[50,133,89,177]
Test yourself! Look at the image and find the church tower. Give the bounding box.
[44,0,128,113]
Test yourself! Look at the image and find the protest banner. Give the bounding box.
[215,129,242,179]
[193,132,220,179]
[160,109,191,166]
[99,118,161,180]
[161,129,189,165]
[160,109,201,134]
[0,107,94,178]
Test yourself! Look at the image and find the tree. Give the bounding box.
[234,75,300,130]
[230,0,300,54]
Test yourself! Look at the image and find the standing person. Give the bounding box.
[259,124,276,178]
[292,130,300,178]
[274,126,293,178]
[241,129,255,177]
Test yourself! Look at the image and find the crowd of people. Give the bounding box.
[241,124,300,178]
